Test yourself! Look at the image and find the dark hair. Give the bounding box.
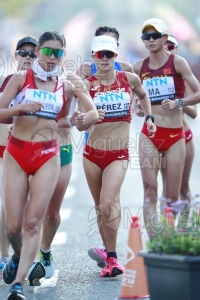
[38,31,66,49]
[95,26,120,41]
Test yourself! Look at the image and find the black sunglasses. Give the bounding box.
[141,32,164,41]
[16,50,37,58]
[93,50,115,59]
[165,44,177,51]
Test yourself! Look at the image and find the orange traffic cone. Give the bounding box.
[119,216,150,299]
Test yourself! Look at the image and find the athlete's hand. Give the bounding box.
[73,111,86,125]
[146,120,157,138]
[97,109,105,122]
[161,99,177,110]
[17,102,43,113]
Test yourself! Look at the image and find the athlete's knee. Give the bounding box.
[6,223,22,237]
[24,218,41,235]
[99,199,121,219]
[144,185,157,201]
[45,212,60,224]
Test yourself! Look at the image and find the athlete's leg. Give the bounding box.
[0,159,10,260]
[83,157,106,247]
[99,160,128,252]
[139,133,160,238]
[13,156,60,284]
[41,163,72,250]
[179,139,194,225]
[163,139,186,213]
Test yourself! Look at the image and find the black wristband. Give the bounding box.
[145,114,154,123]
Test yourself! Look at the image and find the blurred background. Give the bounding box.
[0,0,200,79]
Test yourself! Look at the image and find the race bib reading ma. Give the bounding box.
[143,76,175,104]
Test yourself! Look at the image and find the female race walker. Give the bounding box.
[0,36,38,272]
[161,35,197,225]
[77,35,156,277]
[0,30,98,300]
[133,18,200,238]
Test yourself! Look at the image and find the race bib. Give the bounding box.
[15,88,63,119]
[93,90,130,119]
[143,76,175,104]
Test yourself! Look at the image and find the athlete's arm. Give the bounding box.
[126,72,156,137]
[119,61,134,73]
[183,105,197,119]
[183,83,197,119]
[173,56,200,106]
[0,72,42,121]
[59,75,98,130]
[76,62,92,80]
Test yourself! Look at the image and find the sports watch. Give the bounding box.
[145,114,154,123]
[176,99,183,109]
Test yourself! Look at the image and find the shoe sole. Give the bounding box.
[28,262,46,286]
[88,248,106,268]
[102,267,123,277]
[7,292,26,300]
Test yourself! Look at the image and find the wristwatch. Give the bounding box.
[145,114,154,123]
[176,99,183,109]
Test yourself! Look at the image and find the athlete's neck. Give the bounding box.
[95,69,116,86]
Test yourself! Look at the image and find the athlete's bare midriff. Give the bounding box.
[12,115,60,142]
[88,121,130,151]
[152,104,183,128]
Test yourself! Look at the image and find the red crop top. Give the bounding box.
[87,71,133,123]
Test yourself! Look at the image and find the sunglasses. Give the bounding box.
[40,47,65,58]
[141,32,164,41]
[93,50,115,59]
[165,44,177,51]
[16,50,37,58]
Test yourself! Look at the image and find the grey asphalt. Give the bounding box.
[0,110,199,299]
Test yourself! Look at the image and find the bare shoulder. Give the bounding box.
[173,54,191,74]
[173,54,189,67]
[124,71,141,88]
[76,61,92,79]
[118,61,134,73]
[133,59,144,75]
[9,70,27,85]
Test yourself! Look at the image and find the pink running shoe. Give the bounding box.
[88,246,107,268]
[100,257,124,277]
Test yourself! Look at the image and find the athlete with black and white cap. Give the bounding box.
[0,35,38,273]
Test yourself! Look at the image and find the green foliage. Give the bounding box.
[0,0,40,17]
[147,210,200,256]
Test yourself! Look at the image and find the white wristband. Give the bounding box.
[66,117,73,128]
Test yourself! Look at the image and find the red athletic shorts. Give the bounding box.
[6,135,59,175]
[83,144,129,170]
[185,129,193,144]
[141,123,185,152]
[0,145,6,158]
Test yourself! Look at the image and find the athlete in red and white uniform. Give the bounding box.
[78,35,156,278]
[0,31,98,300]
[0,36,38,273]
[133,18,200,238]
